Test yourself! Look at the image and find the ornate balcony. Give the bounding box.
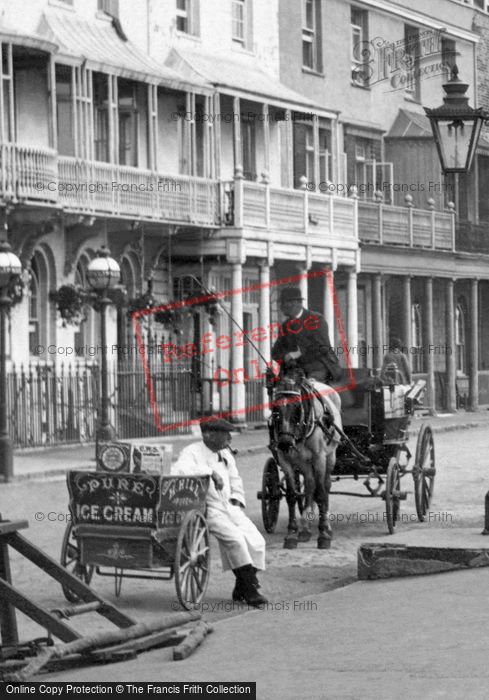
[0,143,221,227]
[358,196,455,251]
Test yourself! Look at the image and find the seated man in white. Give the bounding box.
[172,417,267,607]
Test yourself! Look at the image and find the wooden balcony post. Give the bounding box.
[402,276,412,359]
[372,273,383,372]
[350,185,359,242]
[445,278,457,412]
[424,276,436,414]
[374,190,384,245]
[233,96,242,172]
[261,171,270,229]
[405,194,414,247]
[233,166,244,228]
[262,103,270,176]
[468,278,479,412]
[448,201,456,251]
[300,175,308,235]
[428,197,436,249]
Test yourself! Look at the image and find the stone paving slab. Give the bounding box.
[358,527,489,579]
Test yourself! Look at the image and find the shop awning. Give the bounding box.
[37,11,210,91]
[166,46,337,116]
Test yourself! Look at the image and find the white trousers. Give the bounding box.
[207,504,266,572]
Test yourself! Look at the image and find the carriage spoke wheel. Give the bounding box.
[60,522,94,603]
[175,510,210,611]
[385,457,401,535]
[258,458,281,533]
[413,424,436,522]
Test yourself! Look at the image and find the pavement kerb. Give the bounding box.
[6,418,487,483]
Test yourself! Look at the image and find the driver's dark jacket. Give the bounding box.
[271,308,341,383]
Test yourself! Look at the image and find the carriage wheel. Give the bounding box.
[413,424,436,522]
[60,522,94,603]
[257,458,281,533]
[175,510,210,610]
[385,457,401,535]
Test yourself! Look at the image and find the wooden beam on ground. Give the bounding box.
[173,621,213,661]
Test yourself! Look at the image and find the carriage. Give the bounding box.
[60,443,211,610]
[258,368,435,535]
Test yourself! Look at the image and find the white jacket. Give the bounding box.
[172,441,246,512]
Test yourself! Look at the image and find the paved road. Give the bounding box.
[1,422,487,651]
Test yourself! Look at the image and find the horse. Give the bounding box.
[270,367,342,549]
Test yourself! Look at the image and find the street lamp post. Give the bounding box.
[86,246,121,444]
[424,66,489,174]
[0,240,22,482]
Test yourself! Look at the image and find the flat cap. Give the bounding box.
[200,416,235,433]
[279,286,304,303]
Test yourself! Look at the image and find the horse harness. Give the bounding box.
[272,378,338,446]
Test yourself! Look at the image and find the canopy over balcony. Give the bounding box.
[37,11,210,91]
[0,22,57,54]
[166,46,338,116]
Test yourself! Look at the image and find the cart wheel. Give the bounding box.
[413,424,436,522]
[60,522,94,603]
[175,510,210,610]
[257,458,281,533]
[385,457,401,535]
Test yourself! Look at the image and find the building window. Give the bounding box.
[455,303,466,374]
[93,73,109,163]
[232,0,245,43]
[176,0,200,36]
[351,6,369,86]
[98,0,119,17]
[118,79,139,167]
[302,0,321,70]
[404,24,420,101]
[241,116,256,180]
[411,303,424,373]
[29,262,40,357]
[56,65,75,157]
[441,37,457,77]
[318,127,331,184]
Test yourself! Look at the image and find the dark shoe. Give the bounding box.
[232,571,245,602]
[234,564,268,607]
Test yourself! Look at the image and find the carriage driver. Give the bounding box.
[172,417,268,608]
[271,286,342,426]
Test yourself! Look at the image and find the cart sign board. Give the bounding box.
[158,476,208,528]
[68,471,162,528]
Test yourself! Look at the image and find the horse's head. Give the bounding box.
[272,374,304,453]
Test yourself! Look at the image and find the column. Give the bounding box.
[233,96,242,171]
[424,277,436,414]
[259,262,271,414]
[347,268,358,369]
[372,273,383,372]
[401,276,412,355]
[468,278,479,411]
[262,103,270,178]
[445,278,457,412]
[231,262,246,421]
[296,263,309,307]
[324,267,335,347]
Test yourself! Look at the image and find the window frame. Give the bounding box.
[351,6,369,88]
[302,0,321,71]
[232,0,247,46]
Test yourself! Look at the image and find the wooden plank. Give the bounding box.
[0,540,19,646]
[0,520,28,536]
[7,611,201,681]
[90,628,187,661]
[173,622,213,661]
[6,532,135,629]
[0,577,80,643]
